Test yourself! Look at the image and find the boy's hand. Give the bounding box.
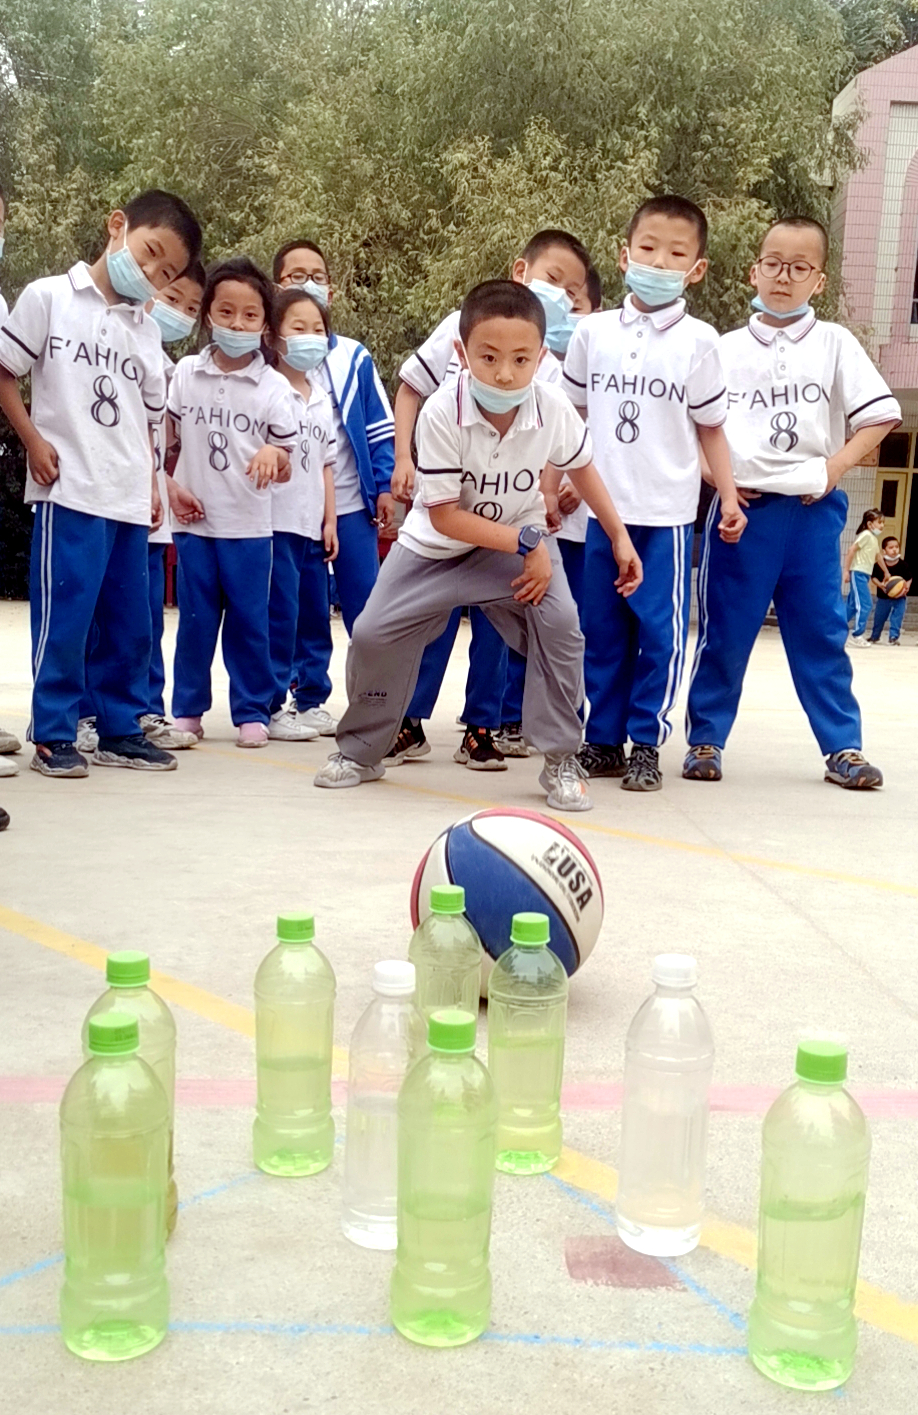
[543,491,562,533]
[512,540,552,605]
[612,532,642,597]
[247,445,284,490]
[391,456,416,504]
[323,521,339,563]
[376,492,397,531]
[718,500,747,543]
[27,434,61,486]
[167,480,205,525]
[558,482,582,517]
[151,477,164,532]
[737,487,761,508]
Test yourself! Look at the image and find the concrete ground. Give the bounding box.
[1,597,917,1412]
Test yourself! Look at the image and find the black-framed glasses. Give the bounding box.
[756,256,822,283]
[281,269,329,287]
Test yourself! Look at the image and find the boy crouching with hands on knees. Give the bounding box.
[314,279,641,813]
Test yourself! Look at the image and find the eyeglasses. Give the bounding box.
[282,270,329,287]
[756,256,822,283]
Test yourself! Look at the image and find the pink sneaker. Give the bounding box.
[173,716,204,740]
[237,722,269,749]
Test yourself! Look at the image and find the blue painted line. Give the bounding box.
[0,1256,62,1292]
[172,1318,391,1338]
[0,1323,58,1336]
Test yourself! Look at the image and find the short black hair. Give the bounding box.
[519,229,591,280]
[181,259,207,292]
[122,189,202,268]
[201,256,278,341]
[459,279,546,345]
[882,535,899,548]
[856,508,883,534]
[761,216,829,267]
[585,266,602,311]
[273,285,331,335]
[627,196,708,256]
[272,239,329,285]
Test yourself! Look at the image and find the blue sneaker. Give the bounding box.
[683,744,723,782]
[30,741,90,778]
[94,733,177,771]
[824,750,883,790]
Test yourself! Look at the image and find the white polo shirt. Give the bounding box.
[149,351,175,546]
[0,262,166,526]
[399,309,561,396]
[720,312,902,495]
[167,347,298,539]
[399,372,593,560]
[0,290,7,323]
[562,296,727,527]
[272,382,337,540]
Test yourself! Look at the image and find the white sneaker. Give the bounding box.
[295,706,338,736]
[139,713,199,750]
[539,753,593,812]
[0,727,21,755]
[314,753,384,789]
[0,756,18,778]
[268,708,319,741]
[76,717,99,753]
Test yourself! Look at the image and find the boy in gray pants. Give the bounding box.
[314,280,641,811]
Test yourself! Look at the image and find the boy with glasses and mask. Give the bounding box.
[684,216,901,789]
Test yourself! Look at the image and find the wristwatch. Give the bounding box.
[517,525,544,556]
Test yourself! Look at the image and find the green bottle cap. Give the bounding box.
[277,913,315,943]
[430,884,465,915]
[427,1008,476,1053]
[510,912,550,948]
[87,1013,140,1056]
[796,1040,847,1084]
[105,951,150,987]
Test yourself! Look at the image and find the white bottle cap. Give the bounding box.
[652,954,698,988]
[373,961,417,997]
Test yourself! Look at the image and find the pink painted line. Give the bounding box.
[3,1077,917,1120]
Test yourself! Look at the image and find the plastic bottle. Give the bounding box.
[82,951,178,1236]
[253,913,336,1176]
[342,960,427,1249]
[60,1013,170,1362]
[616,954,714,1256]
[487,911,568,1174]
[748,1041,871,1391]
[408,885,482,1020]
[390,1009,497,1347]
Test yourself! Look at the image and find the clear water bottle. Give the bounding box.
[487,911,568,1175]
[342,960,427,1250]
[616,954,714,1256]
[82,951,178,1236]
[390,1009,497,1347]
[409,885,481,1020]
[60,1013,170,1362]
[253,913,335,1176]
[748,1041,870,1391]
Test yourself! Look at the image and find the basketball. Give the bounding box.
[410,808,604,990]
[884,575,907,599]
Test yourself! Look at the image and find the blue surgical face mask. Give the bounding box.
[287,279,329,310]
[751,293,811,319]
[527,278,573,332]
[149,300,196,343]
[468,371,533,414]
[210,323,264,357]
[106,223,158,304]
[545,314,579,355]
[282,333,328,372]
[624,254,696,307]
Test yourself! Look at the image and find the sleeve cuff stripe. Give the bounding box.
[688,388,727,410]
[562,372,587,388]
[554,429,590,468]
[1,327,40,361]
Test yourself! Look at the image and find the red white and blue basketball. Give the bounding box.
[410,808,604,985]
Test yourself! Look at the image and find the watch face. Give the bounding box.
[521,526,540,549]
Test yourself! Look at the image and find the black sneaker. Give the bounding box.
[93,733,177,771]
[824,750,883,790]
[0,805,9,831]
[621,743,662,792]
[682,744,723,782]
[576,742,628,778]
[453,725,508,771]
[30,741,90,778]
[494,721,530,758]
[384,717,431,765]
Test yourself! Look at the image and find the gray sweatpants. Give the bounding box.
[337,540,584,765]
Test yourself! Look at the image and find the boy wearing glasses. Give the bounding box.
[684,217,901,790]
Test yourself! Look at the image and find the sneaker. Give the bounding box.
[495,721,530,758]
[0,757,19,778]
[385,717,430,765]
[295,706,338,736]
[0,727,21,755]
[314,752,385,789]
[94,733,177,771]
[267,708,319,742]
[849,636,871,648]
[139,713,199,750]
[890,638,900,646]
[453,725,508,771]
[0,805,8,831]
[76,716,99,753]
[868,637,880,644]
[172,716,204,741]
[824,750,883,790]
[576,742,628,778]
[621,743,662,792]
[539,753,592,812]
[237,722,270,749]
[682,744,723,782]
[30,741,90,778]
